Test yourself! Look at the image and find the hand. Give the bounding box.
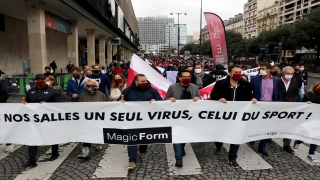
[306,101,312,104]
[21,101,27,105]
[193,97,200,102]
[150,99,156,103]
[304,80,307,83]
[252,98,257,104]
[169,97,176,102]
[120,100,125,103]
[40,101,46,104]
[72,94,78,98]
[219,98,227,104]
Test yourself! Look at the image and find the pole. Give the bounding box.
[199,0,202,60]
[169,26,170,54]
[178,14,180,58]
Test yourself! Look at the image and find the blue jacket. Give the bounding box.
[88,73,111,95]
[67,76,89,102]
[250,75,283,101]
[120,81,163,101]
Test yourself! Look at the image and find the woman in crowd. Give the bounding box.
[293,81,320,163]
[45,75,66,101]
[109,73,127,101]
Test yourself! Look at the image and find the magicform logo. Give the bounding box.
[103,127,172,145]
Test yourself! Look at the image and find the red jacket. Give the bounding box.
[112,67,124,74]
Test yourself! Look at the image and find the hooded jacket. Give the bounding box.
[120,81,163,101]
[88,73,111,95]
[67,76,89,102]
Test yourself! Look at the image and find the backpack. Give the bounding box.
[123,86,155,101]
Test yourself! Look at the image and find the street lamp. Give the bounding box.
[170,12,187,57]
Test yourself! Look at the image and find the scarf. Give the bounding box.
[194,71,205,88]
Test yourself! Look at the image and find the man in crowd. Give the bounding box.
[210,65,253,168]
[250,63,282,156]
[192,63,214,89]
[300,63,308,92]
[88,65,111,96]
[280,66,298,154]
[166,69,201,168]
[44,66,57,79]
[66,61,74,73]
[120,74,162,169]
[22,74,62,168]
[210,64,228,83]
[78,79,106,158]
[204,61,214,72]
[0,69,5,79]
[293,64,303,101]
[49,60,57,72]
[67,67,89,102]
[112,62,124,75]
[0,79,14,153]
[271,65,281,77]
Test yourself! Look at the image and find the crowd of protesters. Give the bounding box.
[0,54,318,170]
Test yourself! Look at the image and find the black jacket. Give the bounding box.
[301,92,320,104]
[191,73,214,89]
[280,77,299,102]
[26,85,62,103]
[209,70,228,82]
[293,72,303,88]
[210,76,252,101]
[301,70,308,82]
[0,80,9,102]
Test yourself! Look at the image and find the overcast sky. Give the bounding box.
[131,0,248,35]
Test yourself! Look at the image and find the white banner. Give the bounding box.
[166,71,178,84]
[1,101,319,146]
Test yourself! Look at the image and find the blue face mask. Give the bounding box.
[224,66,227,69]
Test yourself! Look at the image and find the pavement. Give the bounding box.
[1,75,320,179]
[307,73,320,79]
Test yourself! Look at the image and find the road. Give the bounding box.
[307,77,320,91]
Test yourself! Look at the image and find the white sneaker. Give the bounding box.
[293,142,299,151]
[4,145,14,153]
[307,155,318,163]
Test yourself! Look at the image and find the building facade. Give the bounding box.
[200,25,209,42]
[174,24,187,48]
[278,0,320,25]
[256,0,279,36]
[137,15,175,52]
[243,0,258,38]
[224,13,244,34]
[193,31,200,42]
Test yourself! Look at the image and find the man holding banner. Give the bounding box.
[165,69,201,168]
[210,65,253,168]
[250,63,283,156]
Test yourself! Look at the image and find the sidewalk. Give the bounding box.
[308,72,320,78]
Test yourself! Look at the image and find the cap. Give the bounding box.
[216,64,224,70]
[35,74,45,80]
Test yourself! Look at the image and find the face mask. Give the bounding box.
[315,88,320,94]
[181,78,191,85]
[260,70,267,76]
[189,70,193,74]
[87,87,97,94]
[294,68,300,72]
[195,69,202,74]
[115,79,122,84]
[35,81,46,88]
[300,68,304,71]
[284,75,293,80]
[224,66,227,69]
[138,82,149,89]
[46,82,52,86]
[73,74,80,79]
[232,73,242,81]
[93,70,100,74]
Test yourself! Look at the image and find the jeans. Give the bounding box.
[28,145,59,161]
[296,140,318,155]
[297,89,302,102]
[83,143,92,147]
[215,142,240,161]
[173,143,184,160]
[258,139,269,149]
[283,138,291,147]
[127,145,147,162]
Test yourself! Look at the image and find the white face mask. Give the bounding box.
[300,67,304,71]
[284,75,293,80]
[260,70,267,76]
[195,69,202,74]
[46,82,52,86]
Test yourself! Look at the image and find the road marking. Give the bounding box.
[14,143,78,180]
[0,144,21,161]
[223,143,272,170]
[273,138,320,166]
[165,143,202,175]
[92,145,128,178]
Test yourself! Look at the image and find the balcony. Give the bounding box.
[311,0,320,4]
[284,7,294,13]
[284,18,294,22]
[304,2,309,7]
[297,5,301,9]
[285,0,294,3]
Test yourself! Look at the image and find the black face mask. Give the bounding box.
[73,74,80,79]
[93,70,100,74]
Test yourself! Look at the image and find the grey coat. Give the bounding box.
[165,83,201,100]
